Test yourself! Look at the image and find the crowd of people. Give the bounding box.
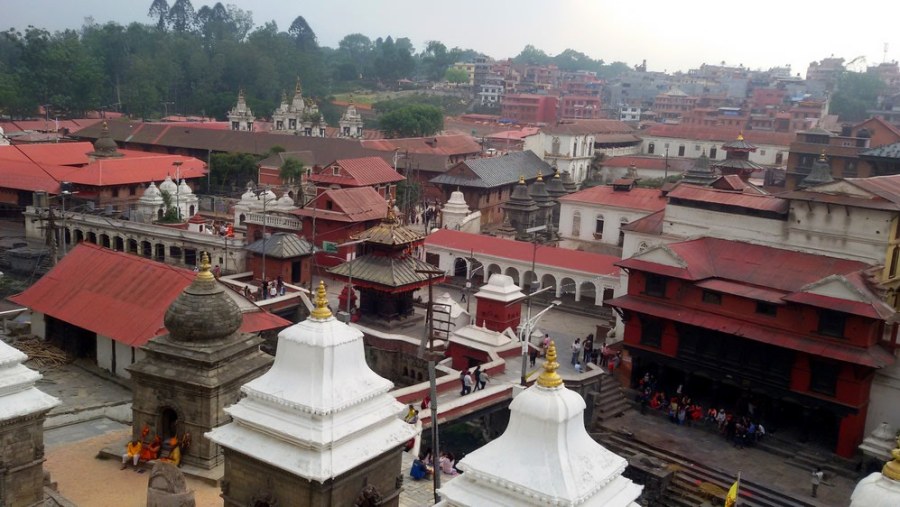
[636,373,766,449]
[121,424,191,471]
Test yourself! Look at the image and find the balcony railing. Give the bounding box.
[244,213,302,230]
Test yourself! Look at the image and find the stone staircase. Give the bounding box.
[593,431,818,507]
[590,372,632,423]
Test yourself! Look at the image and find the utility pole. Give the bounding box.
[416,269,446,504]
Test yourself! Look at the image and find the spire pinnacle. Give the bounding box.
[518,175,525,184]
[537,341,563,388]
[196,252,214,282]
[536,171,543,182]
[819,149,827,162]
[737,132,744,141]
[310,281,333,319]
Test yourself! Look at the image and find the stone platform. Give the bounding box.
[98,446,223,486]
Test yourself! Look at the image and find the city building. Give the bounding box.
[500,94,558,124]
[559,94,601,120]
[610,237,895,457]
[640,124,793,166]
[338,102,364,138]
[309,156,404,200]
[557,182,666,250]
[523,124,595,184]
[429,150,552,227]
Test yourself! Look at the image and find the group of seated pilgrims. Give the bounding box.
[121,424,191,471]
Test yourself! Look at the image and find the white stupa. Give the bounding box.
[851,436,900,507]
[207,281,418,482]
[0,340,59,422]
[136,182,165,223]
[437,342,643,506]
[233,184,278,228]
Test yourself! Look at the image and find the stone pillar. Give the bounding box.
[146,461,196,507]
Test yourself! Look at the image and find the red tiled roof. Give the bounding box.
[361,135,482,156]
[601,155,694,172]
[290,186,388,222]
[425,229,619,276]
[611,295,893,368]
[0,159,63,193]
[50,154,206,187]
[621,210,664,235]
[7,243,287,347]
[558,185,666,212]
[642,124,795,146]
[619,237,871,293]
[0,142,93,166]
[667,184,789,214]
[310,157,404,187]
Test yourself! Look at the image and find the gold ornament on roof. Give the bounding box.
[518,175,526,184]
[819,150,827,162]
[537,341,563,388]
[553,168,561,178]
[536,171,543,182]
[737,132,744,141]
[196,252,214,282]
[310,281,333,319]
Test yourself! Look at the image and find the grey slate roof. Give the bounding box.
[861,142,900,160]
[245,232,313,258]
[429,150,552,189]
[327,254,439,288]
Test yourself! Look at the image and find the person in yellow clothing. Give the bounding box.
[121,440,142,470]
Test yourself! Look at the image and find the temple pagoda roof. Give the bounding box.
[721,133,758,152]
[328,254,443,291]
[352,206,425,246]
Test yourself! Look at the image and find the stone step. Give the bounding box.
[595,432,816,507]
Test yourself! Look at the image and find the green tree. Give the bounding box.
[209,152,259,189]
[513,44,551,66]
[288,16,317,50]
[167,0,196,32]
[159,189,181,222]
[379,104,444,138]
[279,157,305,204]
[147,0,169,31]
[444,67,469,85]
[396,179,422,217]
[829,71,885,121]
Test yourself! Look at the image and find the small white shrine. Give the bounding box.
[441,190,481,234]
[437,342,643,506]
[0,340,60,507]
[227,89,255,132]
[851,435,900,507]
[232,184,278,229]
[207,282,417,504]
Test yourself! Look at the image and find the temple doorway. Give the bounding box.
[159,407,179,439]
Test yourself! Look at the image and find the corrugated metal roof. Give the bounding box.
[558,185,666,212]
[426,229,620,276]
[861,141,900,159]
[7,243,288,346]
[310,157,404,187]
[429,150,551,189]
[0,142,94,166]
[642,124,795,146]
[291,187,388,223]
[353,213,425,246]
[609,295,893,368]
[246,232,313,258]
[621,210,664,235]
[362,134,482,156]
[601,155,694,172]
[667,184,789,214]
[327,254,441,289]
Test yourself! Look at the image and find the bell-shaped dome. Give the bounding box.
[159,175,178,195]
[277,193,295,208]
[178,179,193,196]
[142,182,160,199]
[164,253,242,342]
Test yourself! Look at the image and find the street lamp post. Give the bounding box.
[331,238,368,316]
[172,161,183,221]
[254,186,270,282]
[519,286,557,385]
[465,263,483,314]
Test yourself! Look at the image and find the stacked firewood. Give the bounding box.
[14,337,71,369]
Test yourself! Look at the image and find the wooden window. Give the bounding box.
[809,359,839,396]
[890,246,900,279]
[639,317,663,348]
[817,310,846,338]
[571,211,581,237]
[678,145,685,157]
[755,302,777,317]
[701,290,722,305]
[594,216,604,239]
[709,147,717,158]
[644,274,667,298]
[648,143,655,155]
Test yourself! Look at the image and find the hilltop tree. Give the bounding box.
[167,0,196,33]
[829,71,884,121]
[148,0,169,31]
[379,104,444,138]
[288,16,317,50]
[279,157,305,204]
[444,67,468,85]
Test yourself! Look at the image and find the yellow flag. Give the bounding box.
[725,479,739,507]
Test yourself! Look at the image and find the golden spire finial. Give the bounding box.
[819,149,827,162]
[310,281,333,319]
[518,175,526,184]
[553,167,561,178]
[536,171,543,182]
[295,76,302,95]
[884,436,900,480]
[737,132,744,141]
[196,252,214,282]
[385,198,397,223]
[537,341,563,388]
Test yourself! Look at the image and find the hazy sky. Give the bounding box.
[6,0,900,76]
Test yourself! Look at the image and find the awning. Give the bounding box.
[609,295,894,368]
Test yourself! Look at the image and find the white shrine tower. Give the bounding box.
[437,342,643,506]
[207,282,418,506]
